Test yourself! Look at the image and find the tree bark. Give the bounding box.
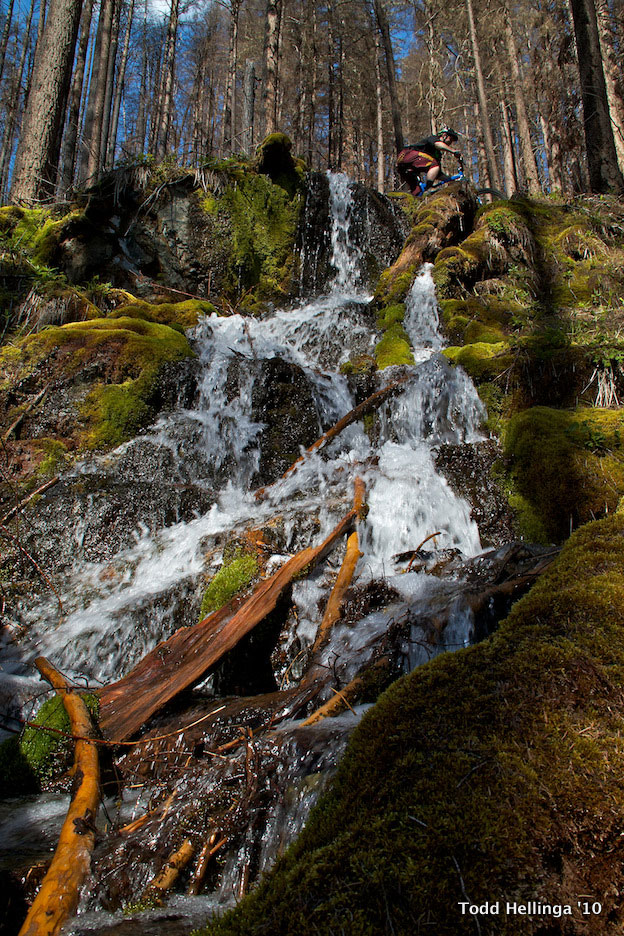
[504,13,541,194]
[372,0,403,154]
[464,0,502,191]
[569,0,624,192]
[11,0,83,202]
[57,0,95,194]
[262,0,281,136]
[594,0,624,173]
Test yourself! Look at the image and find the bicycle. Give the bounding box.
[411,161,506,202]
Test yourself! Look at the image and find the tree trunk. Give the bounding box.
[0,0,36,198]
[374,30,385,192]
[569,0,624,192]
[504,13,541,194]
[11,0,84,202]
[156,0,180,158]
[594,0,624,173]
[223,0,240,153]
[0,0,15,85]
[57,0,95,194]
[262,0,281,136]
[80,0,115,182]
[107,0,134,165]
[134,0,149,153]
[464,0,502,190]
[242,59,256,155]
[372,0,403,154]
[99,0,121,169]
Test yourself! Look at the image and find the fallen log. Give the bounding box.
[98,480,366,742]
[18,657,100,936]
[255,378,409,499]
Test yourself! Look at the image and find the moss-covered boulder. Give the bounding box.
[200,512,624,935]
[502,406,624,543]
[0,314,195,501]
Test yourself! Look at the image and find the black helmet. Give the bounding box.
[440,127,459,140]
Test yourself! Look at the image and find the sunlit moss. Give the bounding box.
[199,553,259,619]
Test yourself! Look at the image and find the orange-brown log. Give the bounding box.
[98,482,365,742]
[18,657,100,936]
[255,379,408,499]
[311,531,362,655]
[143,839,195,897]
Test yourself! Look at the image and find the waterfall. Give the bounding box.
[1,172,489,922]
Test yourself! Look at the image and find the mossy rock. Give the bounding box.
[199,553,259,619]
[443,341,513,382]
[199,513,624,935]
[0,692,99,797]
[0,315,194,450]
[110,297,217,329]
[503,405,624,542]
[375,322,414,369]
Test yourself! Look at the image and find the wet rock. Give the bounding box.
[250,358,321,487]
[297,172,408,297]
[433,439,515,547]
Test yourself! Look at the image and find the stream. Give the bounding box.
[1,172,494,932]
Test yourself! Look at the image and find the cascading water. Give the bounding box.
[1,172,489,927]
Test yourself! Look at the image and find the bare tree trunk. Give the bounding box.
[99,0,121,169]
[499,95,518,196]
[465,0,501,190]
[327,0,335,167]
[262,0,281,136]
[58,0,95,194]
[372,0,403,154]
[594,0,624,173]
[81,0,115,182]
[156,0,180,158]
[242,59,256,155]
[107,0,134,165]
[540,113,563,192]
[0,0,36,197]
[134,0,149,152]
[569,0,624,191]
[0,0,15,85]
[503,14,540,194]
[222,0,240,153]
[374,29,385,192]
[11,0,84,202]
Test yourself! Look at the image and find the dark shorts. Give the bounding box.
[397,148,438,171]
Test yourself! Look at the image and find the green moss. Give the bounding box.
[35,439,70,476]
[443,341,513,382]
[376,303,405,329]
[199,514,624,935]
[374,265,418,305]
[218,170,302,301]
[0,692,100,796]
[111,298,217,329]
[375,323,414,369]
[199,553,259,618]
[503,406,624,542]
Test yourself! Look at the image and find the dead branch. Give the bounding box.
[187,832,227,896]
[3,387,47,441]
[300,674,365,727]
[18,657,100,936]
[311,531,362,655]
[0,476,59,526]
[142,839,195,899]
[98,479,366,742]
[255,378,409,499]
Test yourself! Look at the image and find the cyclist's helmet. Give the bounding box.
[440,127,459,140]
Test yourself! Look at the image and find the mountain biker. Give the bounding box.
[397,128,463,195]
